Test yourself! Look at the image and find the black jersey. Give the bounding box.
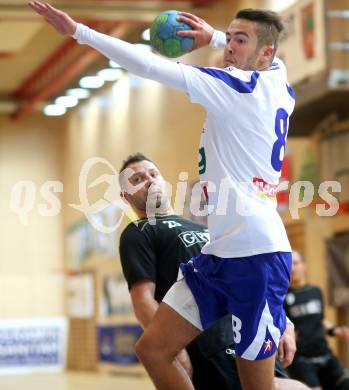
[119,215,209,302]
[120,214,287,388]
[284,284,331,357]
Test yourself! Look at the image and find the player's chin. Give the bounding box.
[223,59,234,67]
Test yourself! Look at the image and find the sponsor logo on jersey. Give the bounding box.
[289,299,322,318]
[178,230,209,247]
[253,177,278,198]
[162,220,182,229]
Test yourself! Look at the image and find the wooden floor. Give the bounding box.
[0,371,154,390]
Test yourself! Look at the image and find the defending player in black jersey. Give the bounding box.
[284,251,349,390]
[118,152,307,390]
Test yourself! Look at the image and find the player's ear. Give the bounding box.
[262,44,274,62]
[120,191,130,204]
[120,191,129,203]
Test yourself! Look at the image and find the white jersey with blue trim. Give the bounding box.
[72,24,295,258]
[179,59,295,258]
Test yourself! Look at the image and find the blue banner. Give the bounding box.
[97,324,143,364]
[0,318,67,374]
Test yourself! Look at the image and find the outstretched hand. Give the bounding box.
[176,12,214,51]
[28,1,77,35]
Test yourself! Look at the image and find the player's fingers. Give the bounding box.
[41,9,64,29]
[176,30,196,37]
[33,0,46,7]
[283,346,295,367]
[28,1,47,15]
[46,2,65,17]
[36,1,50,13]
[45,2,57,11]
[176,16,200,30]
[277,340,285,362]
[45,2,66,19]
[28,4,40,15]
[28,0,41,8]
[178,12,202,22]
[38,4,54,18]
[45,6,69,28]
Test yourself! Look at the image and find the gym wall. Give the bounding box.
[0,113,65,318]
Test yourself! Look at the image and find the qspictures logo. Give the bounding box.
[8,156,343,233]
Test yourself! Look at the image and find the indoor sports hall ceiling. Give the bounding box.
[0,0,220,120]
[2,0,346,135]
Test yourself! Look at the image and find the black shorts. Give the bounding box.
[187,316,288,390]
[288,353,349,389]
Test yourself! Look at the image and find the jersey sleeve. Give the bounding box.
[178,63,260,114]
[209,30,226,49]
[119,224,157,290]
[73,23,186,91]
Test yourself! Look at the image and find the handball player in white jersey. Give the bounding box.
[29,3,295,389]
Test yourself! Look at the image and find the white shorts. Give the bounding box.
[163,270,203,331]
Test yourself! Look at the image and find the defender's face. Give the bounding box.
[122,160,168,212]
[224,18,263,70]
[290,253,305,286]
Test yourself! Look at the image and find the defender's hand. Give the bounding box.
[176,12,214,50]
[335,326,349,340]
[28,1,77,36]
[278,323,296,368]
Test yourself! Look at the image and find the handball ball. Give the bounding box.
[150,10,194,58]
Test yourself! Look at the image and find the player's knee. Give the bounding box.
[135,334,150,361]
[135,332,161,363]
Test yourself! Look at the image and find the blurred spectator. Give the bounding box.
[284,251,349,390]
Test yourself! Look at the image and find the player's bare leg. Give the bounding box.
[236,354,276,390]
[135,302,201,390]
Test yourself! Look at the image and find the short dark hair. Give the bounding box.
[235,8,286,57]
[119,152,154,174]
[118,152,156,191]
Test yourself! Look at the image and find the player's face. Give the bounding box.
[122,160,169,213]
[290,253,305,286]
[224,19,269,70]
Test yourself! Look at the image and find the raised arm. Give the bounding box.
[29,1,187,91]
